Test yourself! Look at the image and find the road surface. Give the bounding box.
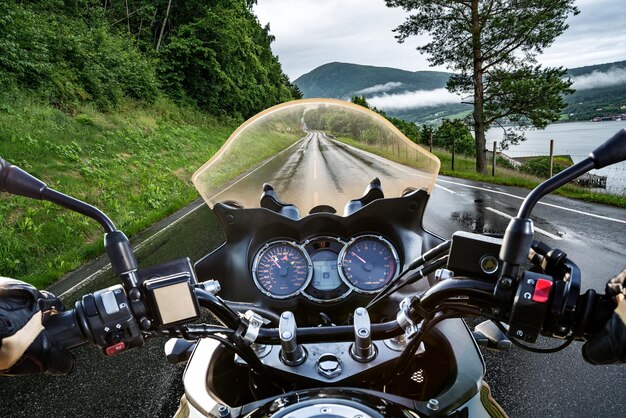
[0,131,624,417]
[212,130,436,215]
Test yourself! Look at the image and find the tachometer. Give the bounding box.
[252,241,312,298]
[339,235,399,293]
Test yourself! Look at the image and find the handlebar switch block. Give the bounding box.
[76,285,144,355]
[508,272,554,342]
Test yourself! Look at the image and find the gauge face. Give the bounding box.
[253,241,312,298]
[340,235,399,293]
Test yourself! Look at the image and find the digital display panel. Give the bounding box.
[311,250,341,290]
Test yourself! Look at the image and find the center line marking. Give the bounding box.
[486,207,563,240]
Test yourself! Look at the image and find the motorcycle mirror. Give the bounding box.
[500,128,626,280]
[0,156,117,233]
[590,128,626,169]
[0,157,48,199]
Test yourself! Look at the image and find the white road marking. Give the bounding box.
[438,178,626,225]
[313,139,318,180]
[58,200,207,298]
[209,133,310,202]
[58,263,111,298]
[486,207,563,240]
[313,191,319,206]
[435,184,456,194]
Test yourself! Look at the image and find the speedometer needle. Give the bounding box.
[273,256,282,269]
[351,252,367,264]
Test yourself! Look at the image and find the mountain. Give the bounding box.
[294,60,626,123]
[294,62,451,99]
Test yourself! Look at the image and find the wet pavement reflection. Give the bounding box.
[0,204,225,418]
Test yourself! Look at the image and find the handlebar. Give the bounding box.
[46,255,612,360]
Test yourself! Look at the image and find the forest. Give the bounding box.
[0,0,301,286]
[0,0,300,117]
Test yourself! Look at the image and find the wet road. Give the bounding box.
[1,134,625,417]
[213,130,435,215]
[425,176,626,418]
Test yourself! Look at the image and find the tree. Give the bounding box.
[433,119,474,155]
[350,96,420,143]
[386,0,578,173]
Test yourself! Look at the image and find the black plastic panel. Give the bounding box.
[194,190,443,324]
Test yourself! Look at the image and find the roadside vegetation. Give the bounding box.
[0,0,301,287]
[0,91,234,287]
[350,96,626,208]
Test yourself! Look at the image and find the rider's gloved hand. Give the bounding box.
[582,269,626,365]
[0,277,75,375]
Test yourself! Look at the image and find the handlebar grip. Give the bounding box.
[0,157,10,192]
[0,157,48,198]
[45,309,88,350]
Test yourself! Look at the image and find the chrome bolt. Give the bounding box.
[427,399,439,411]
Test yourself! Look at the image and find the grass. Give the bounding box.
[433,149,626,208]
[0,92,235,287]
[1,94,623,289]
[330,135,625,208]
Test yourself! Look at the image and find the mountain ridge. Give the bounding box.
[294,60,626,123]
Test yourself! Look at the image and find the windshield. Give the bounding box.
[193,99,440,215]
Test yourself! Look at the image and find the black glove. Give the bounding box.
[0,277,75,375]
[582,269,626,365]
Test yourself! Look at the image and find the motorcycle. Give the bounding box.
[1,98,625,417]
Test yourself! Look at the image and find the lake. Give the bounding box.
[486,120,626,195]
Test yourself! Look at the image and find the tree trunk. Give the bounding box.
[124,0,131,34]
[471,0,487,174]
[156,0,173,52]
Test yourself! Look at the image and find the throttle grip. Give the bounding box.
[45,285,144,356]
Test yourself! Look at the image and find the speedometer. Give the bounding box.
[339,235,399,293]
[252,241,312,299]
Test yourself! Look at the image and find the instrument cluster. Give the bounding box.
[251,235,400,303]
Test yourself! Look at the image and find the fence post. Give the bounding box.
[492,141,497,176]
[549,139,554,178]
[451,137,455,171]
[429,131,433,153]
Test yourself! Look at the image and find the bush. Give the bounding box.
[0,1,159,110]
[519,156,572,178]
[496,155,516,170]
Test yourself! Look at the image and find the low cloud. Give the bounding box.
[368,88,461,110]
[355,82,403,95]
[571,67,626,90]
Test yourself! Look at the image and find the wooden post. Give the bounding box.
[429,131,433,153]
[549,139,554,178]
[492,141,497,176]
[451,137,455,171]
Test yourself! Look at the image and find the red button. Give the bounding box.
[105,342,126,356]
[532,278,552,303]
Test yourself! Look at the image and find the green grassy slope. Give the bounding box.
[0,92,234,288]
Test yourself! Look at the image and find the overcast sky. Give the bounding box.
[254,0,626,81]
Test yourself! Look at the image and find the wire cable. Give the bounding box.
[493,321,575,353]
